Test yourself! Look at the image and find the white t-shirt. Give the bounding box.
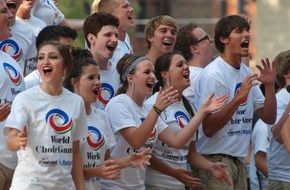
[110,33,132,67]
[268,88,290,182]
[24,70,41,90]
[31,0,65,26]
[0,20,37,76]
[249,119,269,190]
[101,94,166,190]
[16,15,46,36]
[0,51,25,169]
[4,86,87,190]
[183,66,204,105]
[194,56,264,159]
[144,92,196,189]
[81,106,116,190]
[94,61,121,109]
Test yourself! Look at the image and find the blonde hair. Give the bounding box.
[91,0,101,13]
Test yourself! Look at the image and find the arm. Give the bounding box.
[187,142,232,186]
[108,148,151,170]
[159,93,227,148]
[254,151,268,178]
[72,140,85,190]
[255,58,277,124]
[0,103,11,121]
[203,74,259,137]
[60,19,84,31]
[148,154,202,188]
[281,114,290,153]
[272,101,290,143]
[120,87,179,149]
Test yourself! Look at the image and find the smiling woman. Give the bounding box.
[4,41,88,190]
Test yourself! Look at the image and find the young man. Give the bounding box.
[144,15,177,65]
[174,23,215,104]
[194,15,277,190]
[0,0,37,76]
[24,25,78,89]
[0,0,25,189]
[267,50,290,190]
[83,12,119,109]
[98,0,134,66]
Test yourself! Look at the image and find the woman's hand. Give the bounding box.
[129,148,152,171]
[154,87,179,111]
[200,93,228,114]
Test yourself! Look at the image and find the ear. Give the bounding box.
[161,70,169,80]
[87,33,96,46]
[127,74,134,83]
[71,78,78,87]
[190,44,199,54]
[147,34,154,44]
[220,36,229,44]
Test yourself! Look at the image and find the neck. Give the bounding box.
[85,102,92,115]
[118,29,126,41]
[221,52,242,69]
[146,50,160,65]
[93,53,110,71]
[40,83,63,96]
[126,90,144,107]
[16,8,31,20]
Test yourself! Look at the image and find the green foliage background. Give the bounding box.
[57,0,91,48]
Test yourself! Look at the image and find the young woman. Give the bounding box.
[144,51,232,190]
[5,41,86,190]
[101,53,228,190]
[63,48,151,190]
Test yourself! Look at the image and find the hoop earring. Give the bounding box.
[131,82,135,98]
[166,78,171,88]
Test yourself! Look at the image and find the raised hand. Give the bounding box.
[154,87,179,111]
[173,168,202,188]
[256,58,276,86]
[210,162,232,186]
[0,103,11,122]
[18,126,27,150]
[129,148,152,171]
[200,93,228,114]
[97,159,121,180]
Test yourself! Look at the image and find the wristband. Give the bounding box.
[152,105,162,115]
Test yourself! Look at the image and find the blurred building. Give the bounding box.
[131,0,257,68]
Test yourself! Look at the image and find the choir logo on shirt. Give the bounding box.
[141,118,157,142]
[86,126,105,150]
[234,82,247,105]
[46,109,73,134]
[0,39,23,62]
[3,62,22,86]
[174,111,190,128]
[97,83,115,105]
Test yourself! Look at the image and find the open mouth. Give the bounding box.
[183,73,189,79]
[241,41,249,48]
[6,1,16,11]
[106,44,116,52]
[43,67,52,76]
[163,40,172,47]
[92,88,99,95]
[146,82,154,89]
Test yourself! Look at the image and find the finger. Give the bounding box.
[141,148,151,155]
